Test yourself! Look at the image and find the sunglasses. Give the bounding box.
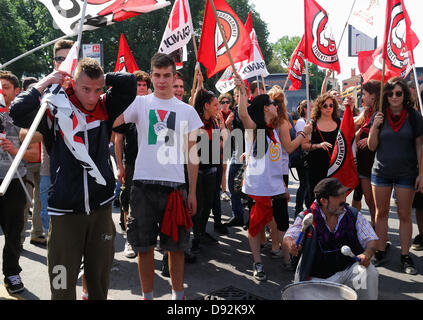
[322,103,333,109]
[387,90,403,98]
[220,100,230,104]
[53,56,66,63]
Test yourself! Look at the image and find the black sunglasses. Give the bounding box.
[387,90,403,98]
[220,100,230,104]
[322,103,334,109]
[53,56,66,63]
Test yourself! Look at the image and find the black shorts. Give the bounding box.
[272,194,289,232]
[127,181,190,253]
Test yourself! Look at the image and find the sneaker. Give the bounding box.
[253,262,267,281]
[220,191,231,201]
[161,254,170,277]
[30,236,47,246]
[214,223,229,235]
[124,241,137,258]
[411,234,423,251]
[269,249,284,259]
[373,250,388,267]
[224,216,244,227]
[401,255,418,275]
[4,275,24,294]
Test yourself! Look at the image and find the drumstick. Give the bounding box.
[296,212,314,246]
[341,245,361,262]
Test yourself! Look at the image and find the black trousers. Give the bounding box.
[0,178,26,277]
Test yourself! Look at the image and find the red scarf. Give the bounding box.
[161,190,193,242]
[221,109,231,121]
[360,110,374,135]
[66,86,108,121]
[386,108,408,133]
[265,124,278,144]
[203,118,216,141]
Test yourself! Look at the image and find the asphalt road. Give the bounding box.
[1,173,422,300]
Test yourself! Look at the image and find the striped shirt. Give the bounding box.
[284,201,378,249]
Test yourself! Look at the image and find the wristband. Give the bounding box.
[298,132,306,139]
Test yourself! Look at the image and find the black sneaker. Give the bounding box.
[401,255,418,275]
[224,216,244,227]
[4,275,24,294]
[373,250,388,267]
[214,223,229,235]
[411,234,423,251]
[253,262,267,281]
[161,253,170,277]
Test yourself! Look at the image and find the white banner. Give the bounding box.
[159,0,193,55]
[349,0,380,38]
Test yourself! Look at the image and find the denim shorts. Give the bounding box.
[127,181,190,253]
[371,174,416,189]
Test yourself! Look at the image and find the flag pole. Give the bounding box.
[209,0,239,78]
[261,74,266,92]
[378,59,386,113]
[412,65,423,115]
[282,75,289,92]
[305,58,310,122]
[0,35,69,70]
[337,0,357,49]
[74,0,88,67]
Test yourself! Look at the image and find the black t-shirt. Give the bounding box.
[113,123,138,166]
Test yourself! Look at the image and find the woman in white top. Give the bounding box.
[235,77,309,281]
[267,87,312,265]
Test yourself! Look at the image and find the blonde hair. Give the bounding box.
[267,85,288,126]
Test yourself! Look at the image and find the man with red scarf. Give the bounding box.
[10,59,137,299]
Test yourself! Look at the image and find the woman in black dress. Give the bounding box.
[301,92,340,208]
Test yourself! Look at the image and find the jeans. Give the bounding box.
[40,175,51,234]
[228,158,244,219]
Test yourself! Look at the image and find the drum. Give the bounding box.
[281,281,357,300]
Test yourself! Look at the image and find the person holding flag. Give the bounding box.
[301,93,341,208]
[10,59,137,299]
[368,77,423,275]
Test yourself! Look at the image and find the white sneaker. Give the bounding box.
[124,241,137,258]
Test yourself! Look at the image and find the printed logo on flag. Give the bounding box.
[215,10,240,57]
[311,10,339,65]
[148,109,176,145]
[386,3,409,71]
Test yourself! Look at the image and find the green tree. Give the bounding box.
[272,36,301,69]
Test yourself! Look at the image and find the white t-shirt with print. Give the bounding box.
[124,93,203,183]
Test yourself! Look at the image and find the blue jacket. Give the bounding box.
[10,72,136,214]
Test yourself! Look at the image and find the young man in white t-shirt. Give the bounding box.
[114,53,202,300]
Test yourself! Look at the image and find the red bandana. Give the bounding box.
[266,124,278,144]
[66,86,108,121]
[386,108,408,133]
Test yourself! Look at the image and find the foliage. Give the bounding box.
[1,0,272,94]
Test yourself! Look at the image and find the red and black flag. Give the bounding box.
[114,34,139,73]
[304,0,340,74]
[197,0,252,78]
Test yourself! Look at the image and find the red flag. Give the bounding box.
[197,0,252,78]
[304,0,340,74]
[287,36,305,90]
[114,34,139,73]
[327,105,359,194]
[382,0,419,73]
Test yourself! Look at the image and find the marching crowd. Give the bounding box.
[0,39,423,300]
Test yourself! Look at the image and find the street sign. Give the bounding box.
[348,25,377,57]
[82,43,103,68]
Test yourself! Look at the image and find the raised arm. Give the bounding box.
[235,75,255,130]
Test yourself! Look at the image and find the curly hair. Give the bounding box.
[311,92,340,122]
[133,70,151,88]
[382,77,413,112]
[267,85,288,127]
